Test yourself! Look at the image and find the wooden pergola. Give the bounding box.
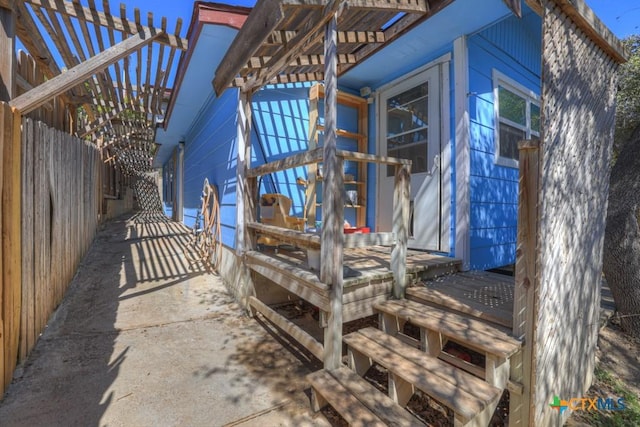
[0,0,188,176]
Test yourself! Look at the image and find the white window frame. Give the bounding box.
[493,70,540,168]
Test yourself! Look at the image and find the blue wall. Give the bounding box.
[172,89,243,248]
[252,84,310,219]
[467,10,541,269]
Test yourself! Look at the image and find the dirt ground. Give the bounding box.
[567,319,640,426]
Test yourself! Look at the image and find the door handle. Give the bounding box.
[430,154,440,175]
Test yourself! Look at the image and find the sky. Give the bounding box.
[12,0,635,113]
[586,0,640,39]
[135,0,638,40]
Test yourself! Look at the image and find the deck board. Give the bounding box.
[408,271,515,329]
[259,246,461,288]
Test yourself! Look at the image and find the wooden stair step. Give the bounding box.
[375,298,521,358]
[307,369,382,426]
[406,285,511,329]
[307,368,424,426]
[344,327,502,424]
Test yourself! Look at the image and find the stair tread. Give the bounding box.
[330,367,425,426]
[406,285,512,329]
[307,369,385,427]
[344,327,502,423]
[375,298,521,358]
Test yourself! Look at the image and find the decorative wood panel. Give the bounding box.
[532,1,620,425]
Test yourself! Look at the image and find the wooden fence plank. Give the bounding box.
[0,103,6,397]
[3,104,22,390]
[34,121,45,335]
[19,118,35,361]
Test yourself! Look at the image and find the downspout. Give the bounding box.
[176,141,185,222]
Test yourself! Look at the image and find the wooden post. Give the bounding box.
[175,142,184,222]
[0,1,14,398]
[305,85,319,228]
[1,103,21,393]
[510,139,540,426]
[236,90,256,255]
[0,0,16,102]
[391,164,410,299]
[321,12,344,371]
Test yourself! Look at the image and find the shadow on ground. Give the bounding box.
[0,210,326,426]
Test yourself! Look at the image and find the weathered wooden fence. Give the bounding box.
[0,109,103,397]
[19,117,102,362]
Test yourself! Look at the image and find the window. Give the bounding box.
[493,70,540,167]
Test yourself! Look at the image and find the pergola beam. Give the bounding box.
[213,0,285,95]
[232,72,324,88]
[245,53,356,70]
[502,0,522,17]
[243,0,341,92]
[23,0,187,50]
[79,102,153,138]
[265,30,385,45]
[11,28,161,114]
[282,0,428,13]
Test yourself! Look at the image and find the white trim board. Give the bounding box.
[454,36,471,271]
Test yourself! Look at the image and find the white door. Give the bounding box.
[377,63,448,251]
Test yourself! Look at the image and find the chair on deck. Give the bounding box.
[258,193,305,248]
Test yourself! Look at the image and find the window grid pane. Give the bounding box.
[531,103,541,133]
[498,86,526,125]
[386,82,429,177]
[499,122,526,161]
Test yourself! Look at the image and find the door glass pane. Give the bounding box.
[386,82,429,176]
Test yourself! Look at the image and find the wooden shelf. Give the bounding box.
[308,83,368,228]
[316,176,364,185]
[317,124,365,140]
[316,203,364,208]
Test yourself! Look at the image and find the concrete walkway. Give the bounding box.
[0,213,330,427]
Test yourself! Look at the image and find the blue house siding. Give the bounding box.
[252,85,310,219]
[467,10,541,270]
[179,89,242,248]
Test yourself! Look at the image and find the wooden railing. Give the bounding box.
[242,147,411,368]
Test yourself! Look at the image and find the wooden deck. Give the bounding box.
[259,245,461,286]
[249,246,461,324]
